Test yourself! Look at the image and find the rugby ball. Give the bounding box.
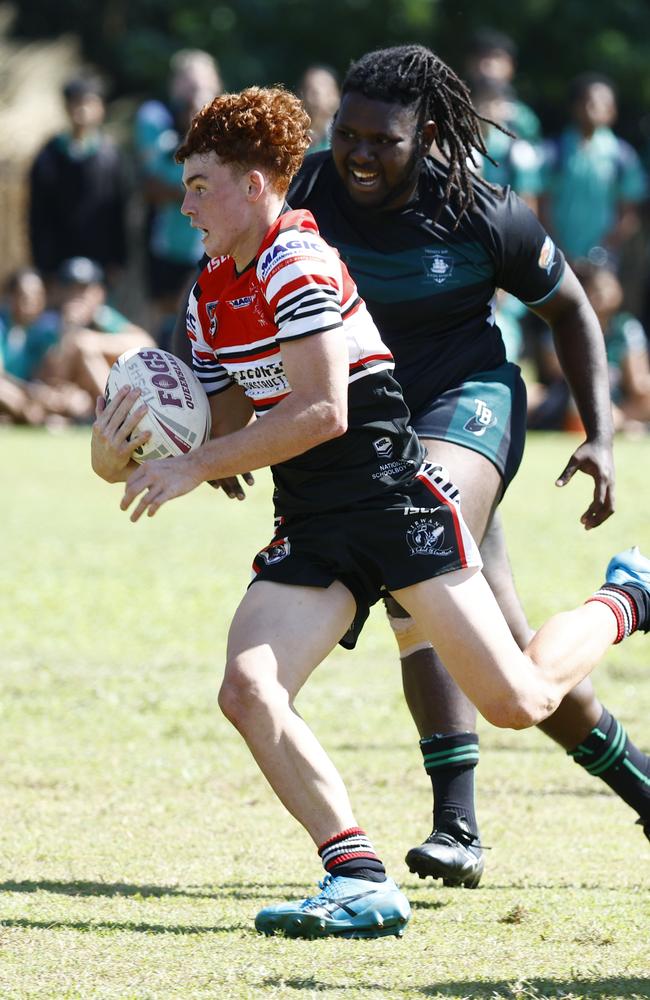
[105,347,211,462]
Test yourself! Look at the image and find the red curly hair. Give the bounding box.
[175,86,311,195]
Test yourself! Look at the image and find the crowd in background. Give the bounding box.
[2,28,650,432]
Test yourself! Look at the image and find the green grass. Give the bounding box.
[0,427,649,1000]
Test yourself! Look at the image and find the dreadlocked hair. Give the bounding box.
[341,44,513,224]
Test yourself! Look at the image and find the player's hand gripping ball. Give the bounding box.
[105,348,211,462]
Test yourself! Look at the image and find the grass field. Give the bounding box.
[0,427,648,1000]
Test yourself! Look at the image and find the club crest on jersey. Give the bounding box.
[423,248,454,284]
[258,537,291,565]
[464,398,497,436]
[406,519,453,557]
[538,235,556,274]
[373,436,393,459]
[206,300,219,336]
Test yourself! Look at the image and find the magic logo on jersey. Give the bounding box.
[226,294,255,310]
[259,237,327,280]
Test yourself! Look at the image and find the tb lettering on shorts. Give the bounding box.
[464,398,497,436]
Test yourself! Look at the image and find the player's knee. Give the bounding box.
[481,689,558,730]
[384,598,433,659]
[218,658,281,731]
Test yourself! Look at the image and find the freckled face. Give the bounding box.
[331,92,426,210]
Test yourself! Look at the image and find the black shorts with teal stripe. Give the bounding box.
[410,362,527,491]
[249,463,482,650]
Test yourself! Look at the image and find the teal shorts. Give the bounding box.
[410,362,527,491]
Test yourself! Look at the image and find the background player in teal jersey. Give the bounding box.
[287,45,650,885]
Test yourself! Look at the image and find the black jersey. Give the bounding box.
[288,153,565,417]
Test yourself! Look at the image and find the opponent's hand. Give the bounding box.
[91,387,150,483]
[555,438,615,529]
[121,455,203,522]
[208,473,255,500]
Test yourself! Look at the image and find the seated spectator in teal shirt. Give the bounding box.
[0,268,59,382]
[574,260,650,430]
[541,74,647,266]
[0,267,90,424]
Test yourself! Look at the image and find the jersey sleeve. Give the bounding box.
[256,226,346,342]
[186,278,235,396]
[490,187,566,306]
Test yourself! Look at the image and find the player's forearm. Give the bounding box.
[551,305,614,442]
[188,394,346,482]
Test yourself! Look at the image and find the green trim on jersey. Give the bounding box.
[334,240,494,304]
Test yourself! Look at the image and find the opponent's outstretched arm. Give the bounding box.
[532,264,615,529]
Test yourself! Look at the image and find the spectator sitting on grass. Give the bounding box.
[40,257,155,400]
[528,261,650,434]
[0,267,91,424]
[575,260,650,432]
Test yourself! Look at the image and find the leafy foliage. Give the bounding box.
[10,0,650,143]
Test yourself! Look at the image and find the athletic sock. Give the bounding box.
[318,827,386,882]
[586,583,649,642]
[419,731,480,838]
[569,707,650,821]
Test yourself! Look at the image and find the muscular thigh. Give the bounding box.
[421,438,503,544]
[226,579,357,699]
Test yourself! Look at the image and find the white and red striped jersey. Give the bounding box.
[186,208,423,513]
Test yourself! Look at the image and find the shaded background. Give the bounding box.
[2,0,650,305]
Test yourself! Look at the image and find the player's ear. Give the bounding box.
[420,120,436,154]
[246,170,265,202]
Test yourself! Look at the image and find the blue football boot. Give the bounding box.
[255,874,411,939]
[605,546,650,632]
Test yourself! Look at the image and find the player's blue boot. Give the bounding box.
[605,546,650,632]
[255,874,411,939]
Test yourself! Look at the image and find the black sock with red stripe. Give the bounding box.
[318,827,386,882]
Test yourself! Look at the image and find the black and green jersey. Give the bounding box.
[288,152,565,417]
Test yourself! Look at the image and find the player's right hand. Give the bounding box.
[208,473,256,500]
[91,386,151,483]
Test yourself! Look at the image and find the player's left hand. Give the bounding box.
[555,438,615,530]
[208,473,255,500]
[121,456,203,522]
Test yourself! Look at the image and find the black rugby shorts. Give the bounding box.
[249,463,482,649]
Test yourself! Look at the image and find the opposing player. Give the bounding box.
[92,86,650,938]
[286,45,650,884]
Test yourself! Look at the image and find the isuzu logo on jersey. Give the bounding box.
[406,519,453,557]
[464,398,497,436]
[423,248,454,284]
[373,436,393,459]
